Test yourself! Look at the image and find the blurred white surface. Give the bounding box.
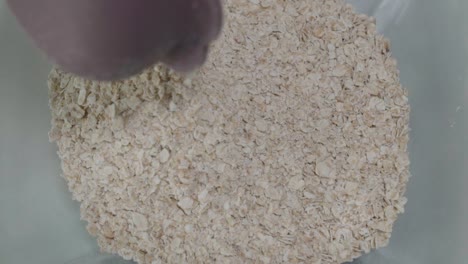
[0,2,99,264]
[0,1,467,264]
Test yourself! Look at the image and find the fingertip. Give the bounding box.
[8,0,223,80]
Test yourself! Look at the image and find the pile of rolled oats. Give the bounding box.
[48,0,410,263]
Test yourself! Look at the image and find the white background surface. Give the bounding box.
[0,1,467,263]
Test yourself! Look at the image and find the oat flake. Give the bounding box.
[48,0,410,263]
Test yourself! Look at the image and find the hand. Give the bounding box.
[7,0,223,80]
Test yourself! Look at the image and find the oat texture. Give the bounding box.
[48,0,410,263]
